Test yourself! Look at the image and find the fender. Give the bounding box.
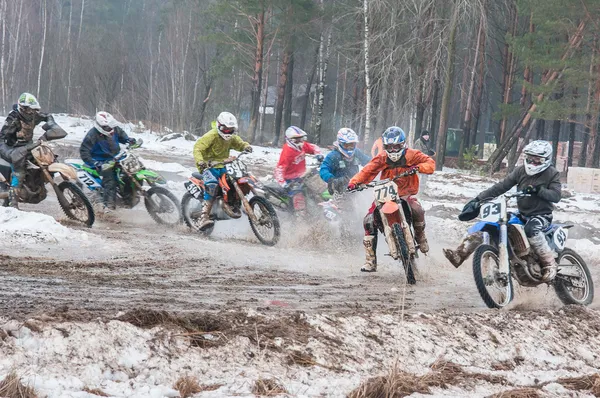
[48,163,77,180]
[381,201,402,225]
[468,221,500,235]
[135,169,166,184]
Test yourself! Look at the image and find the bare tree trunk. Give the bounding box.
[458,16,484,167]
[37,0,48,98]
[259,42,273,142]
[284,53,294,129]
[362,0,372,146]
[472,25,487,153]
[77,0,85,49]
[314,28,332,145]
[497,1,518,144]
[273,46,291,146]
[429,76,440,142]
[248,4,266,143]
[9,0,24,95]
[568,88,578,167]
[435,4,460,171]
[300,46,319,130]
[414,4,434,141]
[66,0,74,111]
[579,69,595,166]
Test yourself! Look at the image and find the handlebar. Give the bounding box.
[347,169,417,193]
[203,150,250,169]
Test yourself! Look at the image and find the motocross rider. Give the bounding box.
[193,111,253,230]
[79,111,137,211]
[319,128,370,195]
[0,93,54,209]
[443,140,561,282]
[274,126,322,213]
[348,126,435,272]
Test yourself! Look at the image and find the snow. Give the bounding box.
[0,207,91,245]
[1,308,599,397]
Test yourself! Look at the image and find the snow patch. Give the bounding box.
[0,207,90,244]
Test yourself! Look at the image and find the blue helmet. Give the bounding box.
[382,126,406,162]
[335,128,359,159]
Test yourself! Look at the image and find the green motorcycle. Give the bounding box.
[66,140,181,225]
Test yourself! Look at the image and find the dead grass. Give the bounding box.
[487,388,541,398]
[0,372,37,398]
[348,360,508,398]
[556,373,600,396]
[251,378,287,396]
[118,308,318,350]
[82,387,109,396]
[173,376,202,398]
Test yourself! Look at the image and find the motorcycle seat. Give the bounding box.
[192,172,204,180]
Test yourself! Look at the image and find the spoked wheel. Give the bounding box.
[472,244,514,308]
[181,192,214,235]
[144,186,181,226]
[393,224,416,285]
[57,181,95,227]
[554,248,594,306]
[248,196,280,246]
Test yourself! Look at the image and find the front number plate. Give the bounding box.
[373,181,398,203]
[185,181,203,199]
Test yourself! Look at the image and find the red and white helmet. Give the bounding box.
[94,111,118,136]
[285,126,307,151]
[216,112,238,140]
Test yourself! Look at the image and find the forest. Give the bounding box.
[1,0,599,171]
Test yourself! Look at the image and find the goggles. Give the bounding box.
[218,124,236,134]
[525,155,545,166]
[384,143,405,153]
[341,142,357,151]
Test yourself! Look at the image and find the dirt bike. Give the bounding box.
[66,140,181,226]
[349,170,420,284]
[0,125,95,227]
[258,155,329,217]
[181,152,281,246]
[466,192,594,308]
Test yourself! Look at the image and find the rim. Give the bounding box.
[479,250,512,307]
[148,192,180,224]
[558,253,590,303]
[62,186,90,222]
[184,196,205,231]
[251,200,276,242]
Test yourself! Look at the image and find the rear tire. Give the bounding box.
[393,223,416,285]
[181,192,214,235]
[472,244,514,308]
[57,181,95,227]
[144,186,181,226]
[554,248,594,306]
[248,196,280,246]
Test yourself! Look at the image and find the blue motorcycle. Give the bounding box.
[465,192,593,308]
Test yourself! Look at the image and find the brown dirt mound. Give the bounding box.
[251,378,287,396]
[173,376,202,398]
[487,388,541,398]
[82,387,109,397]
[348,360,508,398]
[557,373,600,396]
[0,372,37,398]
[118,308,319,349]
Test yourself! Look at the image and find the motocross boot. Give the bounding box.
[198,198,215,231]
[361,235,377,272]
[413,221,429,254]
[7,187,19,209]
[443,232,484,268]
[529,233,558,282]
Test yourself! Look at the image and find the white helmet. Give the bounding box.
[94,111,118,136]
[216,112,238,140]
[523,140,552,176]
[285,126,307,151]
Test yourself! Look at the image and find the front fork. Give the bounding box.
[233,181,259,224]
[498,223,510,275]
